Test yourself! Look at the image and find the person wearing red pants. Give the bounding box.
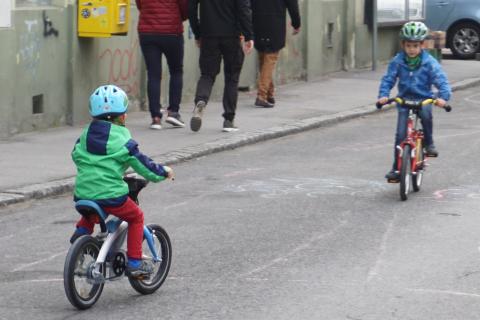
[70,85,174,278]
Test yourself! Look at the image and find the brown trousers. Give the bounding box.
[257,51,280,101]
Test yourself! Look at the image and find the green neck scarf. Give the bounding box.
[405,54,422,70]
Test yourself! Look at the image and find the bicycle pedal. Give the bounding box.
[387,178,400,183]
[129,274,150,280]
[426,154,438,158]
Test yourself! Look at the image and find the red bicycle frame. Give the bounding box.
[396,110,425,176]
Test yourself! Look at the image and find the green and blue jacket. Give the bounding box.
[72,120,167,206]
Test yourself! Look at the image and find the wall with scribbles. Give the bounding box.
[0,0,401,137]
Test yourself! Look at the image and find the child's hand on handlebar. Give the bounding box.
[378,97,389,105]
[163,166,175,180]
[377,97,389,109]
[434,98,447,108]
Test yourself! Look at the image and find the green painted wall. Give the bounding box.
[1,9,70,135]
[0,29,15,138]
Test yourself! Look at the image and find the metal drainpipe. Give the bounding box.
[342,0,348,71]
[372,0,378,71]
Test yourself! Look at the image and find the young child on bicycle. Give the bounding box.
[378,21,452,181]
[70,84,173,278]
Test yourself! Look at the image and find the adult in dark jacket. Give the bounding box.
[251,0,301,108]
[188,0,254,132]
[136,0,188,130]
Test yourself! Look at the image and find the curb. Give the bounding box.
[1,77,479,208]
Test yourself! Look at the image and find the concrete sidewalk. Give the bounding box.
[1,59,480,207]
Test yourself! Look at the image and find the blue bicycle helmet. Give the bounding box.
[89,85,128,118]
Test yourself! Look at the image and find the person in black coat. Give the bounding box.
[251,0,301,108]
[188,0,254,132]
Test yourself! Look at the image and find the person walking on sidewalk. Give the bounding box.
[188,0,254,132]
[378,21,451,181]
[136,0,188,130]
[69,85,174,278]
[251,0,301,108]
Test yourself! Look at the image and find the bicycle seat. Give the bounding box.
[75,200,108,232]
[123,176,149,204]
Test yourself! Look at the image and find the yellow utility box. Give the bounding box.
[78,0,130,37]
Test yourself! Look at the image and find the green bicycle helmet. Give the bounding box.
[400,21,429,41]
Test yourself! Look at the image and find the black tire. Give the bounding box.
[400,145,412,201]
[128,224,172,295]
[448,22,480,59]
[412,141,424,192]
[64,236,104,310]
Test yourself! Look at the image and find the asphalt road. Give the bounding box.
[1,87,480,320]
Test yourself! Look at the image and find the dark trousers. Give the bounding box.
[139,34,184,118]
[392,104,434,170]
[195,37,245,121]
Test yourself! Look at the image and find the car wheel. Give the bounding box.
[448,22,480,59]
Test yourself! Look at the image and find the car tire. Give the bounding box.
[448,22,480,59]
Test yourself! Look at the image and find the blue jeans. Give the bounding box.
[139,34,184,118]
[392,104,433,170]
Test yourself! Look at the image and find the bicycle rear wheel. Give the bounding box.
[400,145,412,201]
[412,142,424,192]
[64,236,104,310]
[129,224,172,295]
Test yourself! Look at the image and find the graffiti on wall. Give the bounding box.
[277,23,304,85]
[98,39,140,96]
[19,19,42,77]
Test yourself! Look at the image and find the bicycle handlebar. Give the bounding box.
[376,97,452,112]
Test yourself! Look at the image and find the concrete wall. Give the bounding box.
[0,28,15,138]
[70,5,145,124]
[353,0,402,69]
[0,8,70,135]
[0,0,402,138]
[306,0,346,79]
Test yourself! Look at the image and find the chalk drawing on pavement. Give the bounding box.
[224,177,388,199]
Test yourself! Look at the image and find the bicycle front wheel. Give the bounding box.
[129,224,172,295]
[64,236,104,310]
[400,145,412,201]
[412,142,424,192]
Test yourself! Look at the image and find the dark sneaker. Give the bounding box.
[222,120,239,132]
[69,227,90,244]
[190,100,206,132]
[267,97,275,105]
[150,117,162,130]
[166,113,185,128]
[255,98,274,108]
[385,170,400,181]
[126,260,153,279]
[426,145,438,157]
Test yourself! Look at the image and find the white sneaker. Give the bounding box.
[222,120,239,132]
[150,117,162,130]
[190,101,206,132]
[166,114,185,128]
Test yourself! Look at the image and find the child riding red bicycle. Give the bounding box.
[377,21,452,181]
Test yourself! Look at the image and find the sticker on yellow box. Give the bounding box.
[81,8,90,19]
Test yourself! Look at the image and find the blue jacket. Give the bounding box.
[378,50,451,101]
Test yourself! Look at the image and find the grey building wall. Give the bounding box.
[0,0,402,138]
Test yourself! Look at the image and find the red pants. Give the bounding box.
[76,197,144,260]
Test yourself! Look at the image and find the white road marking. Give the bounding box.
[366,212,398,283]
[17,278,63,283]
[407,288,480,299]
[13,250,67,272]
[241,220,348,277]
